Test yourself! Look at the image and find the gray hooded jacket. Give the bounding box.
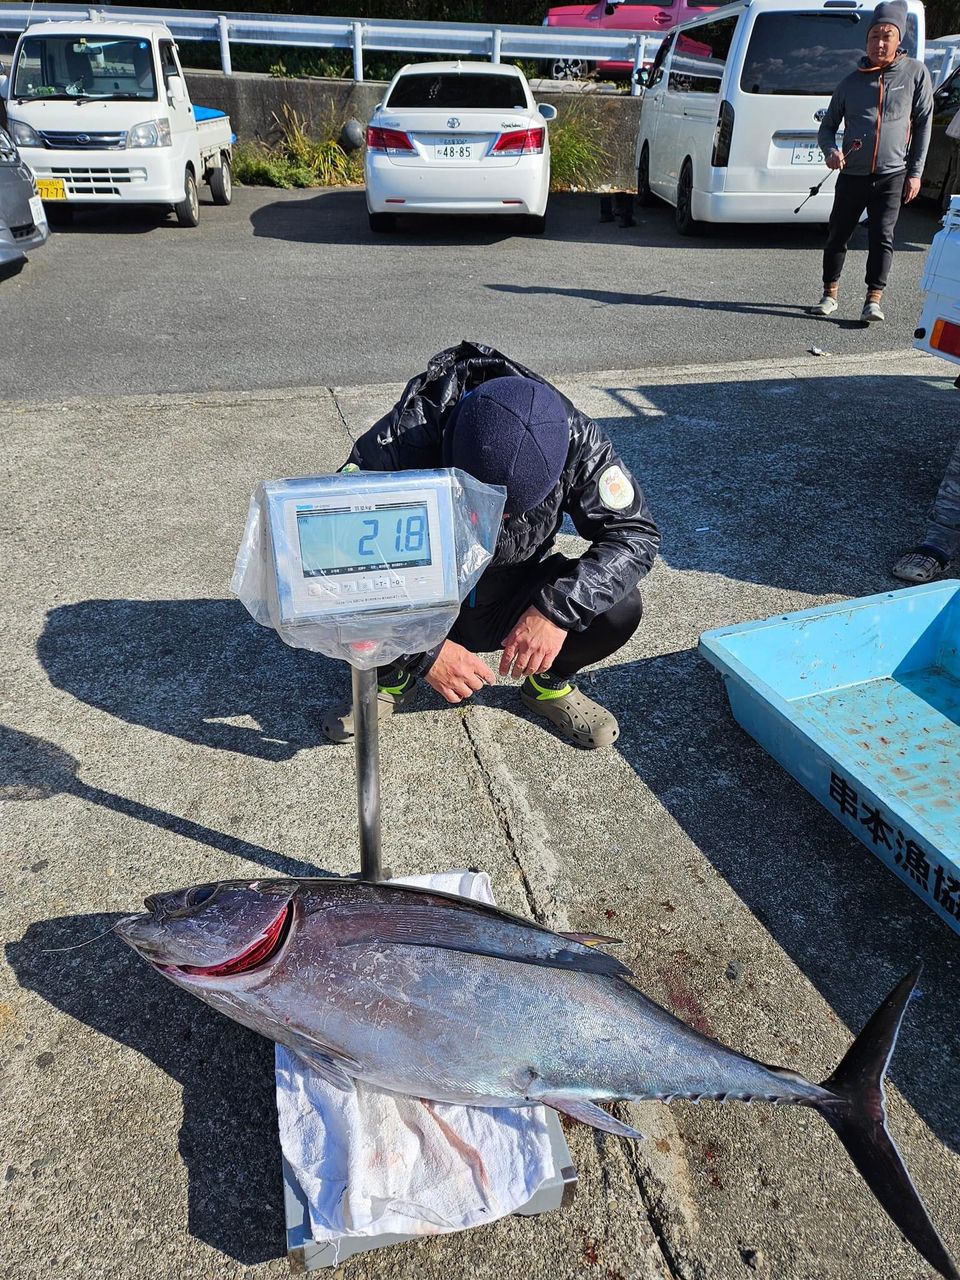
[817,53,933,178]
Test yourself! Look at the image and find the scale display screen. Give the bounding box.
[297,503,432,577]
[262,471,462,626]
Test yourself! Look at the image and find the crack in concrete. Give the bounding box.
[459,708,700,1280]
[617,1108,705,1280]
[330,389,358,445]
[460,711,544,925]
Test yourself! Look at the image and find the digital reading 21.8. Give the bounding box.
[296,503,432,577]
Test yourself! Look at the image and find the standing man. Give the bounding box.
[322,341,660,750]
[811,0,933,323]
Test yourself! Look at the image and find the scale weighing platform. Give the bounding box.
[233,468,578,1270]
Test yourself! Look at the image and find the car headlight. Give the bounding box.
[0,128,19,165]
[7,118,41,148]
[126,119,172,149]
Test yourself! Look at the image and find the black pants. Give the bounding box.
[382,554,644,683]
[822,170,907,291]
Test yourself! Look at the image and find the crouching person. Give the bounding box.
[322,341,660,749]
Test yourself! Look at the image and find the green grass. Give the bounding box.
[232,104,612,192]
[232,106,364,189]
[548,109,611,192]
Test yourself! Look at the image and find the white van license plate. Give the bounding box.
[791,142,823,166]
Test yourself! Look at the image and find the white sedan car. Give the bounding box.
[364,61,556,234]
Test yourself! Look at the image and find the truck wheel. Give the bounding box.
[637,144,655,207]
[175,169,200,228]
[675,160,701,237]
[210,155,232,206]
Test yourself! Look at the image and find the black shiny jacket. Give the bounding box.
[345,341,661,632]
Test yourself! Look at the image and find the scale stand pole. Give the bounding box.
[352,665,384,882]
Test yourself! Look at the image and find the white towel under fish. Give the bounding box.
[275,870,559,1239]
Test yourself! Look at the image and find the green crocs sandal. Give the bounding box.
[520,675,620,749]
[321,677,417,744]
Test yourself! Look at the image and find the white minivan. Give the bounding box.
[634,0,926,233]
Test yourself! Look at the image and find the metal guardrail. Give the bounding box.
[0,4,664,94]
[2,5,956,93]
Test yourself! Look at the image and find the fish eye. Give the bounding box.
[186,884,219,910]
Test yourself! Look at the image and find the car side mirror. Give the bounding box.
[166,73,187,104]
[634,67,650,87]
[537,102,558,121]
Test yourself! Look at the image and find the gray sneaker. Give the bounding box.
[890,548,947,584]
[811,293,839,316]
[860,300,885,323]
[520,678,619,748]
[321,681,417,743]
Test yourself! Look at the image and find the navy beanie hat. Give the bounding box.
[869,0,907,38]
[448,376,570,515]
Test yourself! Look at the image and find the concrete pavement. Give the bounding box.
[2,348,959,1280]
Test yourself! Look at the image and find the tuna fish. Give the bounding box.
[117,877,957,1278]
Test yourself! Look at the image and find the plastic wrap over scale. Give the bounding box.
[231,469,506,669]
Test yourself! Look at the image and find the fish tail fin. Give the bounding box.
[816,966,959,1280]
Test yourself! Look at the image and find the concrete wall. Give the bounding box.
[183,69,641,191]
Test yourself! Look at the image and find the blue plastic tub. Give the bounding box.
[699,582,960,936]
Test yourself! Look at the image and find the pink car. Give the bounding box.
[543,0,718,79]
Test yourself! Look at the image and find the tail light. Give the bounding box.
[366,126,415,154]
[931,318,960,358]
[711,100,735,168]
[492,128,545,156]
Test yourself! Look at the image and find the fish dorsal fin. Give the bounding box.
[319,884,635,979]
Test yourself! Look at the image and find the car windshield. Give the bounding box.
[385,73,529,110]
[740,11,919,95]
[12,35,158,101]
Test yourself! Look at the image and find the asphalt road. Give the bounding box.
[0,185,944,399]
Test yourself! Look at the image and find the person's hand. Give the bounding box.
[424,641,495,704]
[903,176,921,204]
[826,149,845,171]
[500,607,568,680]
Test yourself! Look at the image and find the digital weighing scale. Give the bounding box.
[232,469,578,1267]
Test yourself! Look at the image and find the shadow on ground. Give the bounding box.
[247,188,939,253]
[36,598,340,762]
[0,724,332,879]
[6,916,288,1265]
[594,371,960,600]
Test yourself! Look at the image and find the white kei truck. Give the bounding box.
[915,195,960,374]
[0,13,233,226]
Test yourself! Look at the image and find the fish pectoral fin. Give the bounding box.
[535,1093,644,1140]
[558,931,623,948]
[288,1039,360,1092]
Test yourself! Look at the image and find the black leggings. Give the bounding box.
[382,553,644,682]
[822,169,907,291]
